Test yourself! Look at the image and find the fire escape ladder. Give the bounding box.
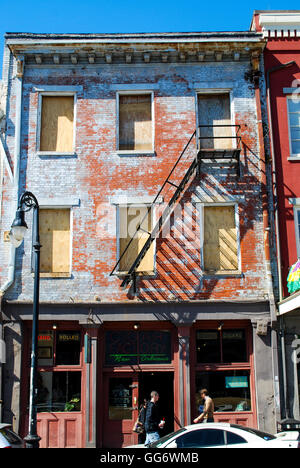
[110,130,197,289]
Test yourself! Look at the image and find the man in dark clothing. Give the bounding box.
[144,391,165,446]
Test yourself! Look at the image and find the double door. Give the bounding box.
[102,372,174,448]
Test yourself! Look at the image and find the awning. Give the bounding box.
[278,288,300,316]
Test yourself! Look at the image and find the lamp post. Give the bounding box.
[10,191,41,448]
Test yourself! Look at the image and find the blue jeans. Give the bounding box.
[145,431,160,446]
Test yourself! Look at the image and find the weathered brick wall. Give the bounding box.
[0,54,269,303]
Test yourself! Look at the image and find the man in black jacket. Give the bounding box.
[144,391,165,446]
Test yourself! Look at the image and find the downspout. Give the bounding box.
[0,53,24,422]
[266,61,296,421]
[252,51,281,429]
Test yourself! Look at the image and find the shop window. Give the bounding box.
[38,330,81,366]
[35,329,82,413]
[203,205,239,273]
[39,208,71,276]
[287,97,300,156]
[37,371,81,413]
[195,370,251,413]
[39,95,75,153]
[118,93,153,151]
[109,378,132,420]
[118,204,154,274]
[196,329,246,363]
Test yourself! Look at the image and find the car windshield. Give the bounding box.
[230,425,276,441]
[148,429,187,448]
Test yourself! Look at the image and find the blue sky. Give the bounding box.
[1,0,300,77]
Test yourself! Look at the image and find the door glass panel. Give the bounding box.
[226,431,247,445]
[37,371,81,412]
[109,378,133,420]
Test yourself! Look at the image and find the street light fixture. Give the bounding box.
[9,191,41,448]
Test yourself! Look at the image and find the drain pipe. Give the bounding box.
[0,54,24,422]
[266,61,297,420]
[252,51,283,430]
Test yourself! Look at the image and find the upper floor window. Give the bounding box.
[39,208,71,276]
[202,204,239,273]
[288,97,300,157]
[294,206,300,257]
[117,204,155,274]
[38,94,75,153]
[198,92,233,150]
[117,93,153,153]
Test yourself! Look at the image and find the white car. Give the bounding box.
[0,424,24,448]
[126,423,300,448]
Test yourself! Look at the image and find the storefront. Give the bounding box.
[19,317,261,448]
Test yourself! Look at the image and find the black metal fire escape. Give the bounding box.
[110,125,242,290]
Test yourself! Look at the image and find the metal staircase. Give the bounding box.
[110,125,241,290]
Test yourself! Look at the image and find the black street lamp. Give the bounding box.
[10,191,41,448]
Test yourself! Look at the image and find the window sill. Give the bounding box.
[116,150,156,157]
[202,270,242,277]
[36,151,77,158]
[288,156,300,161]
[37,272,72,278]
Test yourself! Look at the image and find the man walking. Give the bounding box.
[144,391,165,445]
[193,388,214,423]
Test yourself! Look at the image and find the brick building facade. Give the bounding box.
[0,30,280,447]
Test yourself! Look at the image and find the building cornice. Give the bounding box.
[257,12,300,38]
[5,32,265,67]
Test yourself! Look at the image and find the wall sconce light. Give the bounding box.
[218,322,224,331]
[133,323,140,330]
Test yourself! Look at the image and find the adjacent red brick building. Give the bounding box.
[252,10,300,421]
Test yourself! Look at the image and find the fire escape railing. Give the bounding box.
[110,124,242,290]
[110,130,197,289]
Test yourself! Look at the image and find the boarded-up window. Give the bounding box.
[198,93,232,150]
[118,94,152,151]
[119,205,154,273]
[203,206,238,272]
[40,96,74,152]
[39,209,71,274]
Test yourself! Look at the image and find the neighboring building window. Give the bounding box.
[118,204,154,273]
[288,97,300,156]
[39,208,71,276]
[36,329,82,413]
[295,207,300,257]
[39,95,75,152]
[202,205,239,272]
[198,93,232,150]
[118,93,153,151]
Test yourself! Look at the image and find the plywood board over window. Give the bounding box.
[119,94,152,151]
[198,93,232,150]
[119,205,154,273]
[39,209,71,275]
[203,205,238,272]
[40,96,74,152]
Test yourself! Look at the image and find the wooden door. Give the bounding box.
[103,373,139,448]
